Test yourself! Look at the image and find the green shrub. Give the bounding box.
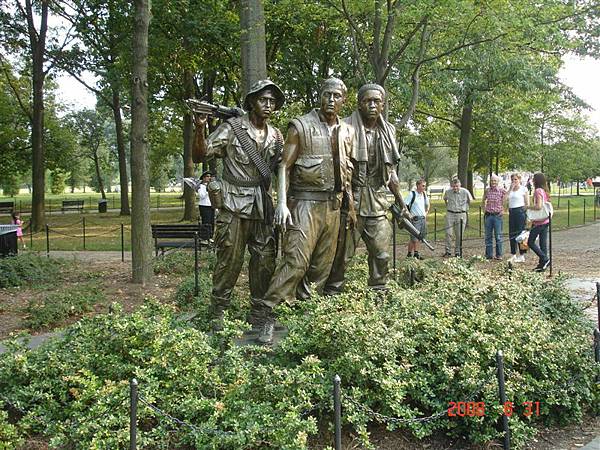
[0,254,68,288]
[0,410,23,449]
[22,283,105,330]
[0,258,597,449]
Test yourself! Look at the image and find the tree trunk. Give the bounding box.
[467,170,474,198]
[240,0,267,95]
[182,69,196,221]
[457,95,473,188]
[130,0,152,284]
[92,150,106,199]
[27,0,49,232]
[112,88,131,215]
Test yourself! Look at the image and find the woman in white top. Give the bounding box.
[507,173,529,262]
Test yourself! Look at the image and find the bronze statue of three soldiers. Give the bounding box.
[193,78,409,344]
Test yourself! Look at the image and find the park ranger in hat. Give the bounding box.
[193,79,285,329]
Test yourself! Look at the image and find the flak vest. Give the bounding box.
[288,109,354,196]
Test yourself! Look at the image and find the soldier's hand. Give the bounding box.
[194,113,208,128]
[275,203,293,232]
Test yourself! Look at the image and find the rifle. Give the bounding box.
[390,203,435,251]
[185,99,244,120]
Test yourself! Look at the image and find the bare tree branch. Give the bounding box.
[415,109,461,129]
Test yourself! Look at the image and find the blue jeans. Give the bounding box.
[484,214,503,258]
[527,223,549,266]
[508,207,527,255]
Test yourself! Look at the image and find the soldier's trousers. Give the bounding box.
[445,212,467,255]
[324,214,392,294]
[262,199,340,308]
[211,210,275,310]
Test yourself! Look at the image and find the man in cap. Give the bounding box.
[257,77,356,344]
[323,83,408,295]
[193,79,285,329]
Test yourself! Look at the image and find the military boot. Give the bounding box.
[208,301,226,332]
[257,310,275,345]
[246,300,266,332]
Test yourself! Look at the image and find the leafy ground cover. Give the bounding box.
[0,257,597,449]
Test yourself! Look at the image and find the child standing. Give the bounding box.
[11,212,25,249]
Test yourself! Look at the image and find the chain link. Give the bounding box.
[342,367,496,425]
[137,394,236,438]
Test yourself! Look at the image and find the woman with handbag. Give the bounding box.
[526,172,552,272]
[508,174,529,263]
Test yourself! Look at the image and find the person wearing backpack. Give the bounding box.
[405,179,429,259]
[526,172,552,272]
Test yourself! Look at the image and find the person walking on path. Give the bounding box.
[527,172,552,272]
[443,178,473,257]
[507,173,529,263]
[405,178,429,259]
[11,212,25,249]
[482,174,507,260]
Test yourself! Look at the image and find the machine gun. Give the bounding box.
[185,99,243,120]
[390,203,435,251]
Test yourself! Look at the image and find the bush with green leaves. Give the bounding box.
[0,258,597,449]
[22,282,106,330]
[0,254,69,288]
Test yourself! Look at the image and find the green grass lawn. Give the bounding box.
[1,192,598,251]
[2,191,184,214]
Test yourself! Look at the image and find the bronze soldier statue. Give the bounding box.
[193,80,285,329]
[324,83,409,295]
[257,77,356,344]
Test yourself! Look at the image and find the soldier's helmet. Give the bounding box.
[243,79,285,111]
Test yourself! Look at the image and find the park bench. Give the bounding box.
[0,201,14,213]
[151,223,212,256]
[429,187,445,199]
[61,200,84,213]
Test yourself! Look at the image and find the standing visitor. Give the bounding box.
[11,212,25,249]
[405,178,429,259]
[508,173,529,263]
[197,171,214,238]
[526,172,552,272]
[482,174,506,260]
[443,178,473,257]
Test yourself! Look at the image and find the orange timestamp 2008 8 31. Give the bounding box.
[447,401,541,417]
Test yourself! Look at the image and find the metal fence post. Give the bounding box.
[333,375,342,450]
[596,282,599,331]
[392,217,397,273]
[29,223,33,249]
[45,224,50,258]
[583,198,586,224]
[83,217,86,250]
[479,206,482,237]
[194,232,199,297]
[157,195,160,210]
[594,329,600,383]
[433,208,437,242]
[121,223,125,262]
[496,351,511,450]
[567,200,570,227]
[130,378,138,450]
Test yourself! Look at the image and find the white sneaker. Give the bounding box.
[509,255,517,263]
[515,255,525,263]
